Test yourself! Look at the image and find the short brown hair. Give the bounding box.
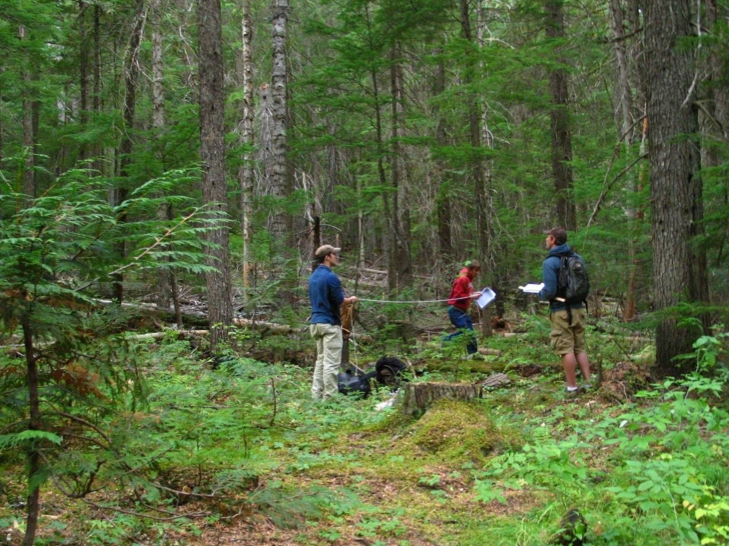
[546,227,567,246]
[467,260,481,270]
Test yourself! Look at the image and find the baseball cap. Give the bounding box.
[315,244,341,258]
[543,227,567,245]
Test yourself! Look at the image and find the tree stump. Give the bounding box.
[402,382,481,416]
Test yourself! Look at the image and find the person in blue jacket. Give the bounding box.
[309,245,358,400]
[538,227,592,393]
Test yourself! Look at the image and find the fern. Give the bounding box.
[0,430,63,449]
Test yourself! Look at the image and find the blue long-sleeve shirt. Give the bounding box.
[308,265,344,325]
[538,243,585,312]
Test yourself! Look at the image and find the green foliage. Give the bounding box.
[0,163,231,543]
[467,368,729,545]
[0,430,62,449]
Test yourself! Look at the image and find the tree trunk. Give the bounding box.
[92,4,103,174]
[609,0,634,144]
[433,50,453,261]
[701,0,729,271]
[609,0,642,322]
[21,318,41,546]
[78,0,89,161]
[114,0,147,303]
[644,0,707,376]
[368,49,394,293]
[237,0,255,297]
[545,0,576,231]
[174,0,197,93]
[151,0,173,311]
[199,0,234,351]
[390,45,413,289]
[460,0,489,262]
[477,0,494,338]
[20,26,34,203]
[269,0,290,248]
[624,116,648,322]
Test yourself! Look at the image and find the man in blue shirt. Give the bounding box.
[309,244,358,399]
[538,228,592,393]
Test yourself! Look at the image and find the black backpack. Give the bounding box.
[337,369,377,396]
[375,357,408,389]
[557,251,590,306]
[338,357,408,397]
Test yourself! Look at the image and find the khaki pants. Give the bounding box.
[310,323,343,399]
[549,309,586,356]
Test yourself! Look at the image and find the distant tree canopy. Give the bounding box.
[1,0,728,363]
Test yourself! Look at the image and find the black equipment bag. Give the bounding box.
[375,357,407,388]
[337,369,377,396]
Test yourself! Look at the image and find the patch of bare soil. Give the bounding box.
[600,361,652,401]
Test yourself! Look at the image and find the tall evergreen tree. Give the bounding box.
[644,0,708,375]
[545,0,575,230]
[198,0,234,350]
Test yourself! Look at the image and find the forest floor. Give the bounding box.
[2,310,727,546]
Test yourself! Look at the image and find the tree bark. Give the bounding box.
[151,0,173,311]
[545,0,576,231]
[366,37,393,293]
[114,0,147,303]
[460,0,489,263]
[433,49,453,261]
[78,0,90,161]
[477,0,494,338]
[21,318,41,546]
[390,45,413,289]
[609,0,643,322]
[644,0,707,376]
[92,4,103,174]
[237,0,255,296]
[269,0,291,248]
[701,0,729,271]
[19,26,35,204]
[199,0,234,350]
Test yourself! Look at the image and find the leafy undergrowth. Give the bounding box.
[2,322,729,545]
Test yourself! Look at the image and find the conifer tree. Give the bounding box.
[198,0,234,349]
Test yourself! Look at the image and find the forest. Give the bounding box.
[1,0,729,544]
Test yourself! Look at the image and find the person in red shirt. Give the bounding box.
[445,261,482,354]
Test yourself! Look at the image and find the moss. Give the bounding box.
[418,358,506,375]
[390,399,519,465]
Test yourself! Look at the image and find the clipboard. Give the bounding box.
[476,287,496,309]
[518,283,544,294]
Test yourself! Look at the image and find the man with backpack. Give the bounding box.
[538,228,592,393]
[309,244,358,400]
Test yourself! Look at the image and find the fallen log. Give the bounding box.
[96,298,373,340]
[126,323,372,343]
[128,330,210,341]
